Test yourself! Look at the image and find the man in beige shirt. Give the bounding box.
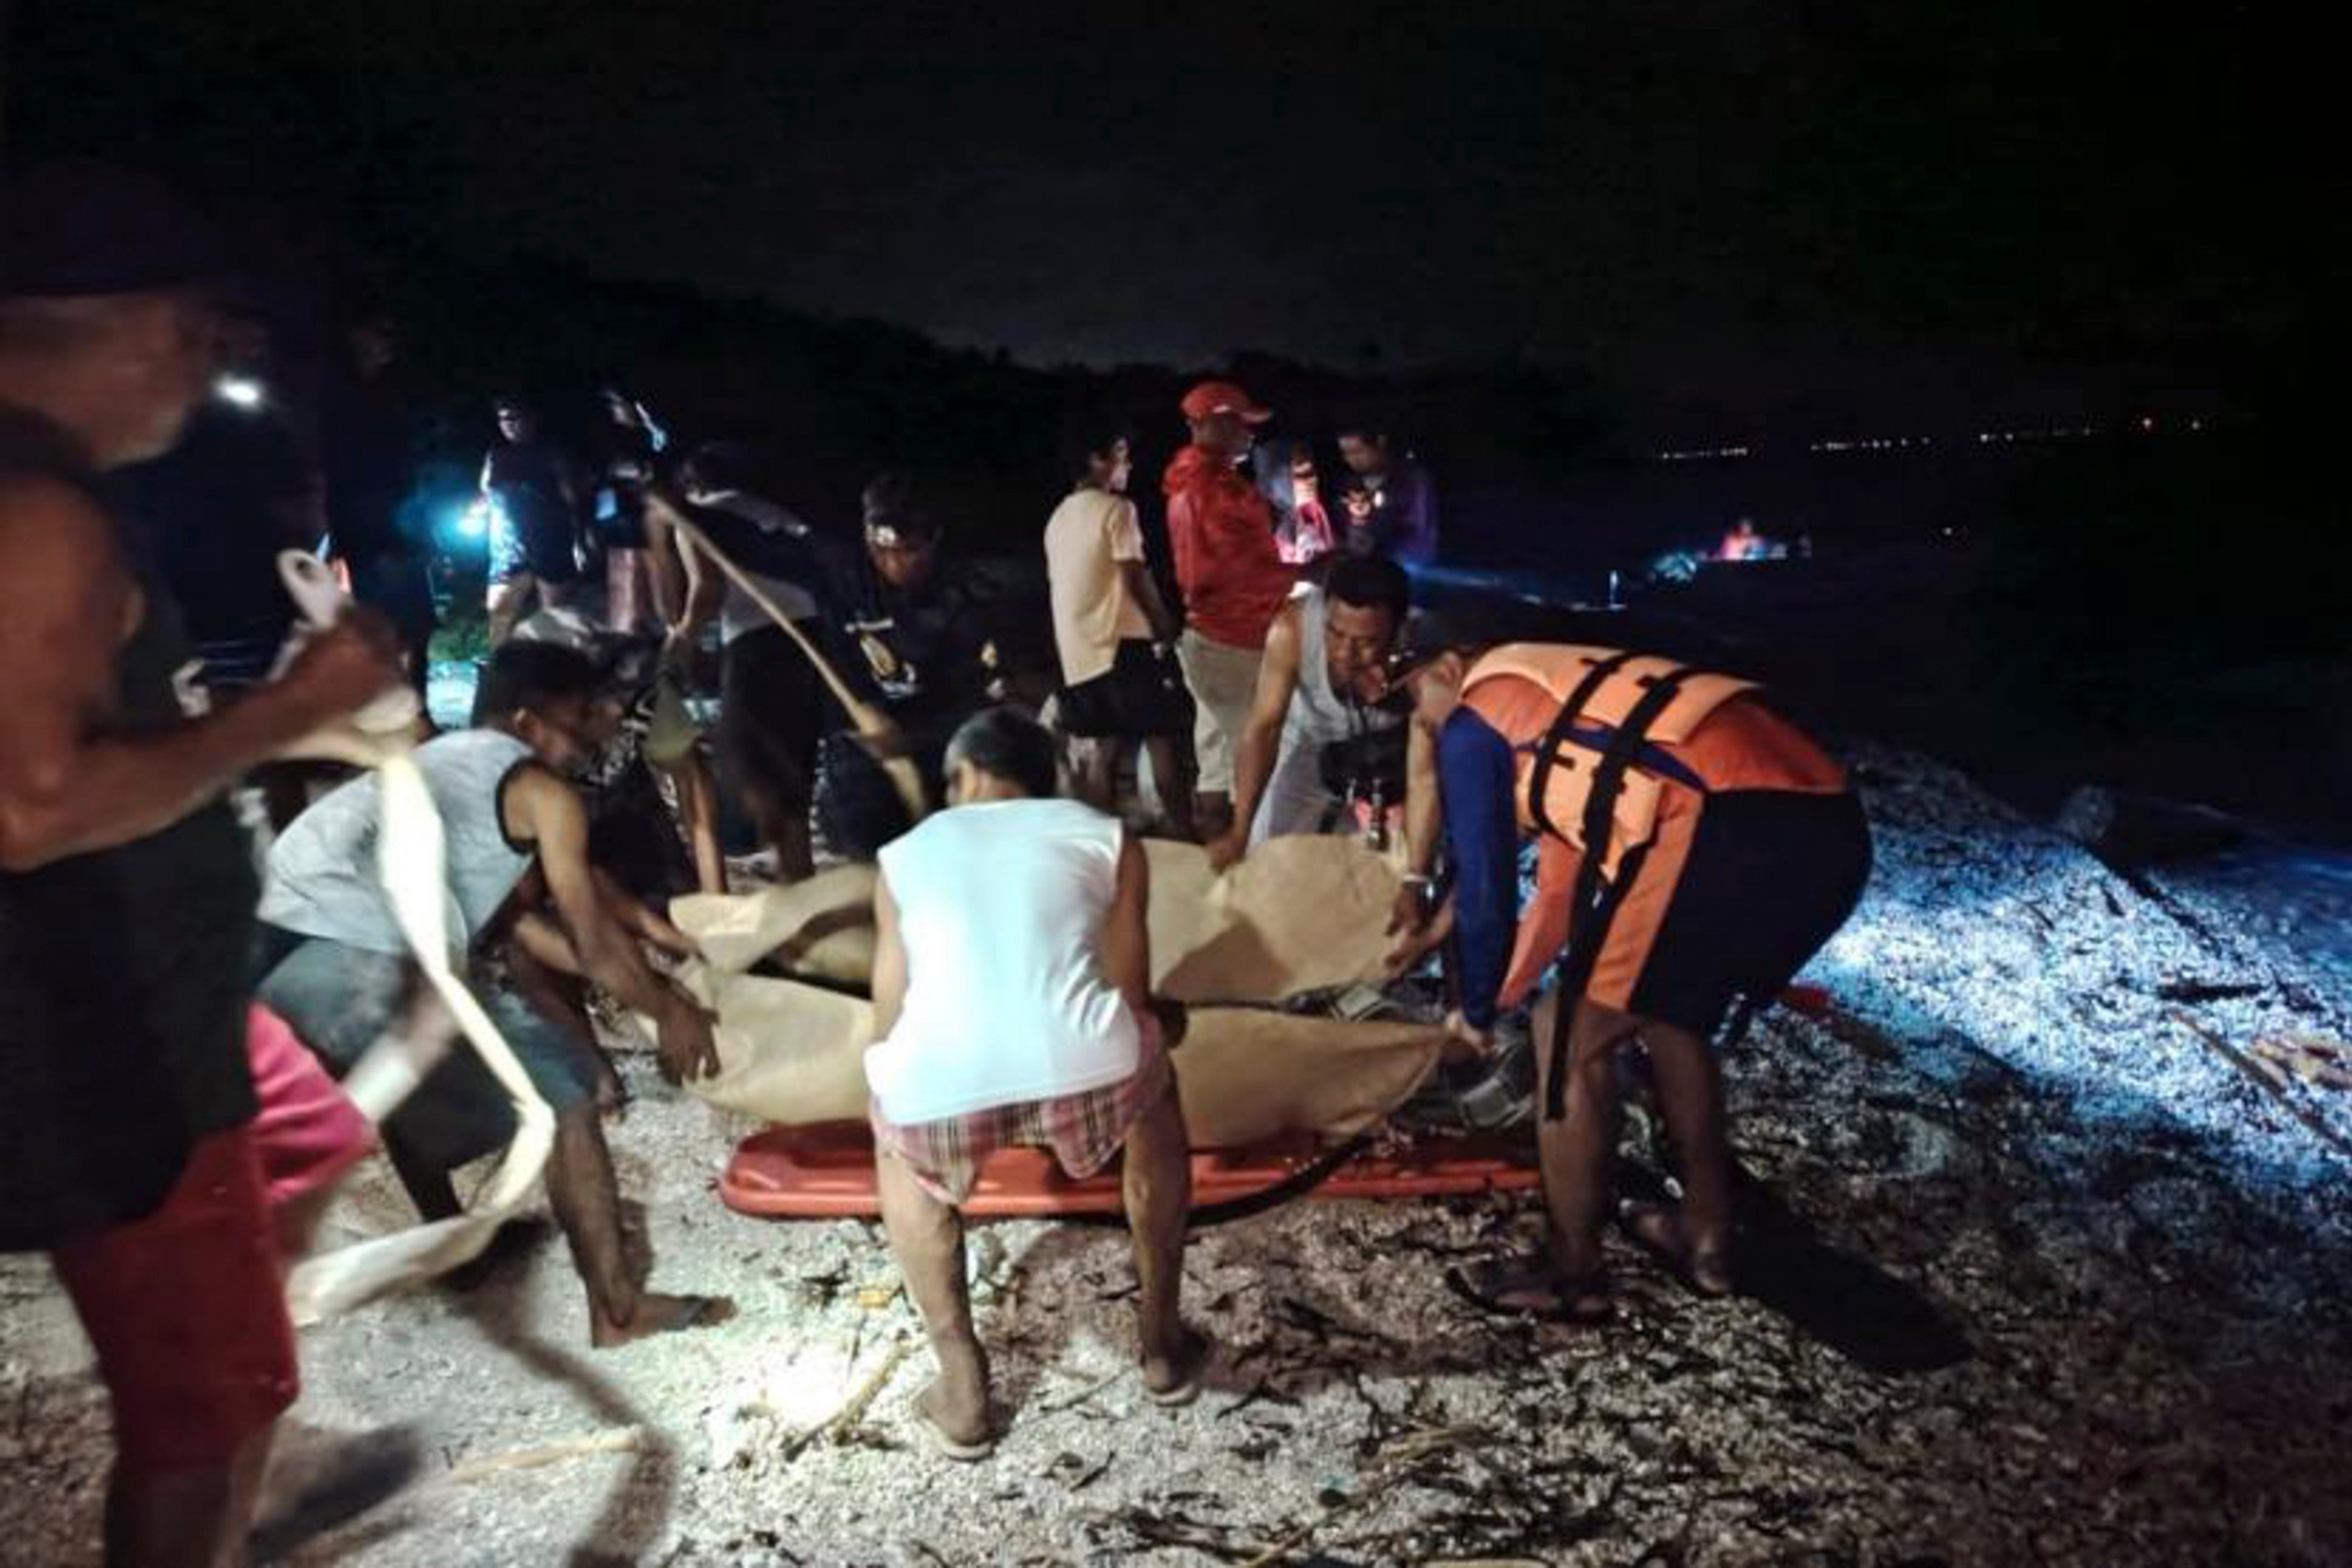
[1043,423,1192,837]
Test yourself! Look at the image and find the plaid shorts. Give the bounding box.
[871,1037,1172,1205]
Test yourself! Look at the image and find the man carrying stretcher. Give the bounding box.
[1387,621,1872,1320]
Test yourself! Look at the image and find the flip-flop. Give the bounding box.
[1143,1331,1211,1406]
[1446,1258,1615,1326]
[912,1403,995,1462]
[1621,1202,1735,1297]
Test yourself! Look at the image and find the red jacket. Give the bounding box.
[1164,445,1293,649]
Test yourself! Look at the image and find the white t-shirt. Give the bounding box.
[864,798,1140,1124]
[1043,488,1151,687]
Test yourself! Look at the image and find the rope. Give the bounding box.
[654,500,929,825]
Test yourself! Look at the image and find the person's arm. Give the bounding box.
[1096,833,1157,1036]
[590,867,698,956]
[869,871,908,1041]
[1494,834,1579,1017]
[1107,497,1179,643]
[0,481,402,872]
[1121,561,1178,643]
[508,909,584,975]
[641,488,692,629]
[505,766,718,1083]
[1166,486,1205,609]
[1386,714,1445,940]
[1436,709,1523,1031]
[1205,604,1305,869]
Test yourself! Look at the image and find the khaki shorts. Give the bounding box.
[1176,629,1263,795]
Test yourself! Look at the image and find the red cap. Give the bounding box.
[1180,380,1273,424]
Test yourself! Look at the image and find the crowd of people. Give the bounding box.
[2,161,1868,1559]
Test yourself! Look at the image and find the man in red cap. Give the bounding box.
[1164,380,1296,837]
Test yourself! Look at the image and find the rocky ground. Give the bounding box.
[3,748,2348,1567]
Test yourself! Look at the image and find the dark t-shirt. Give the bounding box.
[118,403,313,688]
[0,410,261,1250]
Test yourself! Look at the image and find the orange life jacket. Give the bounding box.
[1460,643,1758,877]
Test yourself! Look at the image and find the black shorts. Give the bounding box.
[1056,639,1192,739]
[1626,789,1872,1043]
[717,627,828,821]
[491,506,582,587]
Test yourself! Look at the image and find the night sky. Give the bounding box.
[8,0,2333,418]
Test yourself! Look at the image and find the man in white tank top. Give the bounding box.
[1205,554,1410,870]
[866,709,1202,1458]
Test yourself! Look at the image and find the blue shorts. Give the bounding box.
[255,932,597,1171]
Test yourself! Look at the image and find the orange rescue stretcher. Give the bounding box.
[717,984,1831,1221]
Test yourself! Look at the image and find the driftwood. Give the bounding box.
[1233,1423,1490,1567]
[447,1427,645,1482]
[782,1337,916,1460]
[2170,1011,2352,1159]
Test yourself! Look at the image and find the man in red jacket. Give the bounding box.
[1164,380,1295,838]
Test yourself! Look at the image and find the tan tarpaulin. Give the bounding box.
[672,837,1407,1003]
[669,864,878,985]
[668,836,1444,1148]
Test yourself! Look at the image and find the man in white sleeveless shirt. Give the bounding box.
[866,709,1200,1458]
[1205,553,1410,870]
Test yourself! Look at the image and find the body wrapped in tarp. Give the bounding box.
[668,837,1445,1147]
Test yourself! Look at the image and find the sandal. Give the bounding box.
[1143,1329,1211,1406]
[912,1384,995,1462]
[1445,1256,1615,1326]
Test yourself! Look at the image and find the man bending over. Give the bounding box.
[254,641,725,1347]
[866,709,1203,1458]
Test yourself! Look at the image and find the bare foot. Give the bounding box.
[915,1376,992,1456]
[589,1292,730,1349]
[1141,1325,1211,1405]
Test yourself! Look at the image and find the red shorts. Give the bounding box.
[244,1004,374,1213]
[49,1123,301,1474]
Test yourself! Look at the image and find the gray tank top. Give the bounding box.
[261,729,539,956]
[1283,587,1402,751]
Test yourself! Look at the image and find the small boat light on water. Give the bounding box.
[214,374,267,409]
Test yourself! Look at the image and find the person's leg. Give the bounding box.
[669,749,730,894]
[104,1461,241,1568]
[53,1128,299,1568]
[606,547,649,634]
[1626,1020,1736,1295]
[1537,995,1643,1284]
[485,573,536,646]
[541,1103,714,1347]
[1119,1089,1203,1394]
[876,1151,990,1447]
[720,633,818,879]
[1640,1022,1733,1245]
[1143,735,1197,839]
[1175,631,1237,835]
